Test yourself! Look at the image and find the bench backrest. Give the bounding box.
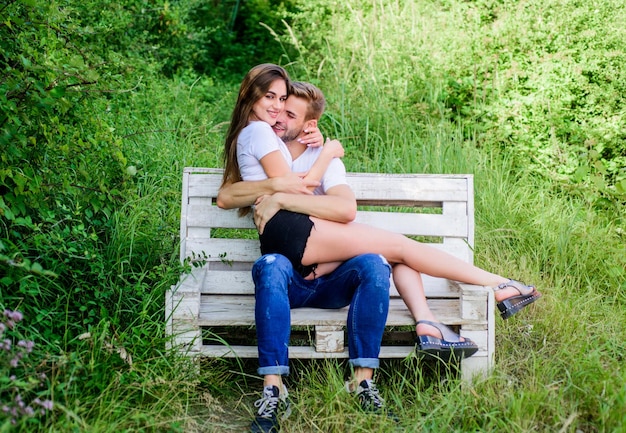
[180,167,475,297]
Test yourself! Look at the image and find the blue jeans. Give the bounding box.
[252,253,391,376]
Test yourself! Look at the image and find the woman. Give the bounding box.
[222,64,541,355]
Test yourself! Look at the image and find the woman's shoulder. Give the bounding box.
[243,121,274,134]
[239,121,277,146]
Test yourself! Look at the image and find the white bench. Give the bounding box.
[165,167,495,380]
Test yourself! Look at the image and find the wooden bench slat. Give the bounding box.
[184,169,472,203]
[182,238,471,266]
[198,296,482,326]
[197,345,490,360]
[196,270,462,297]
[185,205,469,238]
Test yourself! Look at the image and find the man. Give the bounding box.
[217,82,394,433]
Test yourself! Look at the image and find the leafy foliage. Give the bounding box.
[0,0,142,340]
[437,0,626,205]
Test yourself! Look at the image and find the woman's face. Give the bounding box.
[249,79,287,125]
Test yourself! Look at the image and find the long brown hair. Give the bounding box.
[222,64,291,188]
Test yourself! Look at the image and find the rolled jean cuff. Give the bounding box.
[349,358,380,370]
[258,365,290,376]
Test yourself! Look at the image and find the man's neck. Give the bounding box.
[285,139,307,160]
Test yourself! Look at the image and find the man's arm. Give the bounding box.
[253,184,357,233]
[216,173,319,209]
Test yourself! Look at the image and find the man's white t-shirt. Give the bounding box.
[292,146,347,196]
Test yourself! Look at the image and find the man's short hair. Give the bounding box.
[289,81,326,121]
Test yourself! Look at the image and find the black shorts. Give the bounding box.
[259,210,318,277]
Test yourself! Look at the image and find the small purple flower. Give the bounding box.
[17,340,35,353]
[1,309,51,423]
[8,310,23,322]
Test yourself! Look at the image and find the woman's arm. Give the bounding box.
[300,139,344,190]
[259,138,344,190]
[217,174,318,209]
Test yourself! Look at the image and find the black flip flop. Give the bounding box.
[415,320,479,361]
[495,280,542,319]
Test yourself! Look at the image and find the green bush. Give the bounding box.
[0,0,142,340]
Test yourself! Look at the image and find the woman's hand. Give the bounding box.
[298,126,324,147]
[254,194,282,234]
[320,138,344,158]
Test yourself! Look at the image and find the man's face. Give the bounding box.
[272,95,308,142]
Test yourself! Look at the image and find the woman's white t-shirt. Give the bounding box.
[237,121,292,181]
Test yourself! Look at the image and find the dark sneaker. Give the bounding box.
[355,379,385,412]
[347,379,398,422]
[250,385,291,433]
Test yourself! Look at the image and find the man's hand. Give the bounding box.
[254,194,283,234]
[274,172,319,195]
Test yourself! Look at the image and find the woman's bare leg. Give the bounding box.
[393,264,469,341]
[392,265,435,322]
[302,218,520,302]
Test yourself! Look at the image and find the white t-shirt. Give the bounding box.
[292,146,348,195]
[237,121,292,181]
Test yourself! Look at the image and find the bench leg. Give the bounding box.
[315,325,344,353]
[166,267,204,354]
[459,283,495,381]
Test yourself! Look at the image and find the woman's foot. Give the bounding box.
[414,320,478,361]
[416,321,469,342]
[494,279,542,319]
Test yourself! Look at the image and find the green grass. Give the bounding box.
[5,0,625,431]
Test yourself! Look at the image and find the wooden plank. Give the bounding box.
[353,212,468,237]
[183,237,469,265]
[187,205,255,229]
[183,170,472,203]
[184,238,261,262]
[196,270,463,297]
[347,174,470,202]
[184,206,469,238]
[315,326,344,352]
[179,170,190,263]
[196,345,489,361]
[197,297,478,326]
